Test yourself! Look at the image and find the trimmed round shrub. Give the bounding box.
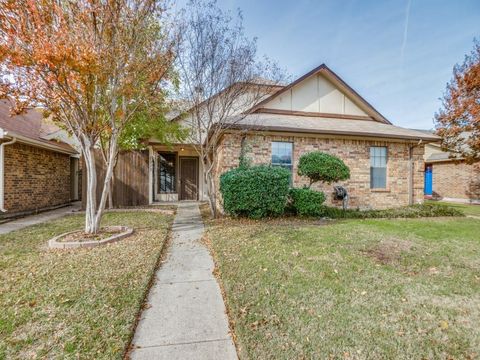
[220,165,290,219]
[289,188,326,217]
[298,151,350,186]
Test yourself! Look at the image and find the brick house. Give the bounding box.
[88,64,439,211]
[424,142,480,204]
[0,100,80,218]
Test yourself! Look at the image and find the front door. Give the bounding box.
[424,165,433,196]
[180,157,198,200]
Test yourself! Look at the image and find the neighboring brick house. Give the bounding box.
[97,64,439,210]
[0,100,79,218]
[424,142,480,204]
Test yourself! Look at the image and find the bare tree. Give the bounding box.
[176,0,285,216]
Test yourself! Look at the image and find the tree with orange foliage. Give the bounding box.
[435,40,480,163]
[0,0,178,233]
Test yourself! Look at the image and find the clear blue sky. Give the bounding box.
[215,0,479,129]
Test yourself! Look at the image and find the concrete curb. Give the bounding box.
[48,225,134,249]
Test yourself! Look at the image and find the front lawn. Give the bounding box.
[207,216,480,359]
[0,211,173,359]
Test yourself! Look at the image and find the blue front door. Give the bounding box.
[424,165,433,196]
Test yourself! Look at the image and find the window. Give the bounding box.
[158,153,176,193]
[271,142,293,181]
[370,147,387,189]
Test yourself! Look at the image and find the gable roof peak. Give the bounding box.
[248,63,392,125]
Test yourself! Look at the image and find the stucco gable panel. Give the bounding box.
[262,74,367,117]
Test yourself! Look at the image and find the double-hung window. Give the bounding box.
[271,141,293,183]
[370,147,387,189]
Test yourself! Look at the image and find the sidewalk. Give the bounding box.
[0,202,81,235]
[130,202,237,360]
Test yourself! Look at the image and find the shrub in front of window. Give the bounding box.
[297,151,350,187]
[288,188,326,217]
[220,165,290,219]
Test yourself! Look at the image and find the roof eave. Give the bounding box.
[425,157,464,163]
[4,130,77,155]
[224,123,440,142]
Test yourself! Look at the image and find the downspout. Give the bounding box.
[408,139,423,205]
[0,132,17,212]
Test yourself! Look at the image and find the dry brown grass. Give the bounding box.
[362,238,414,265]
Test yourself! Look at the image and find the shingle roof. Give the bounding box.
[224,113,440,141]
[424,132,474,163]
[0,100,76,154]
[426,152,457,162]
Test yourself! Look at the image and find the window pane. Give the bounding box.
[370,167,386,188]
[370,146,387,188]
[271,142,293,185]
[271,142,292,166]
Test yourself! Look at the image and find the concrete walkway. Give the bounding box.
[0,202,81,235]
[130,202,237,360]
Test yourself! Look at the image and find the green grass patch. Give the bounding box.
[0,211,173,359]
[207,216,480,359]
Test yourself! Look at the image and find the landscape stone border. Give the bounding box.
[48,225,134,250]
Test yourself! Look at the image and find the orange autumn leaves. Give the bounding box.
[0,0,176,136]
[0,0,178,233]
[435,40,480,163]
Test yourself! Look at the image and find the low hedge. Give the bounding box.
[289,188,326,217]
[220,165,290,219]
[320,202,464,219]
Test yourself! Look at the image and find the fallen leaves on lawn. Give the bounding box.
[0,211,173,359]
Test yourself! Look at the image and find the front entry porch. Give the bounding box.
[149,144,206,203]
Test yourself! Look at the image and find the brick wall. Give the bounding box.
[214,132,425,210]
[431,161,480,201]
[3,142,71,214]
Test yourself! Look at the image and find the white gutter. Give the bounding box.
[8,132,77,155]
[0,129,17,212]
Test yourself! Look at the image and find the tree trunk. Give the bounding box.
[204,162,217,218]
[107,174,114,209]
[80,135,118,234]
[107,156,119,209]
[83,144,99,234]
[93,135,118,232]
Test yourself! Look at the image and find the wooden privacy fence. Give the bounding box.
[82,150,150,209]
